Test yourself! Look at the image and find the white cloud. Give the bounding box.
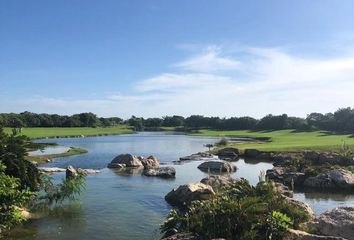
[7,45,354,118]
[173,45,241,72]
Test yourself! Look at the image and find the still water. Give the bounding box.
[6,132,354,240]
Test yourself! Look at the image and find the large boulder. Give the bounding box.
[217,148,239,159]
[165,183,215,206]
[311,207,354,239]
[283,172,307,187]
[266,167,286,181]
[141,155,160,169]
[200,175,239,189]
[143,167,176,178]
[285,196,314,217]
[197,161,237,173]
[244,149,262,158]
[66,165,78,180]
[107,154,143,168]
[304,169,354,190]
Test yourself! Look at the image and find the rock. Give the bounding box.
[77,168,101,174]
[162,232,200,240]
[165,183,215,206]
[266,167,286,181]
[287,229,347,240]
[217,148,239,159]
[38,167,66,173]
[285,197,314,217]
[304,169,354,190]
[143,167,176,178]
[108,163,126,169]
[244,149,262,158]
[179,152,218,161]
[66,165,78,180]
[283,172,307,187]
[273,182,294,198]
[200,175,239,189]
[311,207,354,239]
[107,154,143,168]
[303,151,354,166]
[197,161,237,173]
[141,155,160,169]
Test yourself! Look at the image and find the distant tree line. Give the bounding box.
[127,107,354,132]
[1,107,354,132]
[0,112,123,128]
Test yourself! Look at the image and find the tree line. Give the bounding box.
[0,112,123,128]
[127,107,354,132]
[1,107,354,132]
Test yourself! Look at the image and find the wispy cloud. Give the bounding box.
[8,45,354,118]
[173,45,241,72]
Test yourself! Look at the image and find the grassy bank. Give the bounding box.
[26,147,88,164]
[4,125,133,139]
[193,129,354,152]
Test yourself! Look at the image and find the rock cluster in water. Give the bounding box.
[197,160,237,173]
[107,153,175,178]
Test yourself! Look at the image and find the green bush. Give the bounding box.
[161,179,310,240]
[0,163,33,230]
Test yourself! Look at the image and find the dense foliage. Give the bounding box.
[0,163,33,230]
[0,127,86,232]
[162,179,311,240]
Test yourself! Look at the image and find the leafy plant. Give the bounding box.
[161,179,310,240]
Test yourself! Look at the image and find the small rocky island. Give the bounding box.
[107,153,176,178]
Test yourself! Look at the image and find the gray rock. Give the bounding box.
[141,155,160,169]
[66,165,78,180]
[288,229,347,240]
[285,196,314,217]
[165,183,215,206]
[311,207,354,239]
[197,161,237,173]
[244,149,262,158]
[77,168,101,174]
[107,154,143,168]
[38,167,66,173]
[143,167,176,178]
[162,233,200,240]
[283,172,307,187]
[217,147,239,158]
[179,152,218,161]
[200,175,239,189]
[266,167,286,181]
[304,169,354,189]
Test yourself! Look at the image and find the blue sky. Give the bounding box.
[1,0,354,118]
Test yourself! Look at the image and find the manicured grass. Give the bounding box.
[4,125,134,139]
[193,129,354,152]
[26,147,88,164]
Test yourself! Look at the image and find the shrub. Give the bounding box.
[161,179,310,240]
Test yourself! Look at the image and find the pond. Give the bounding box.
[6,132,354,240]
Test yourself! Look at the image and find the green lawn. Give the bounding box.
[194,129,354,152]
[4,125,134,139]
